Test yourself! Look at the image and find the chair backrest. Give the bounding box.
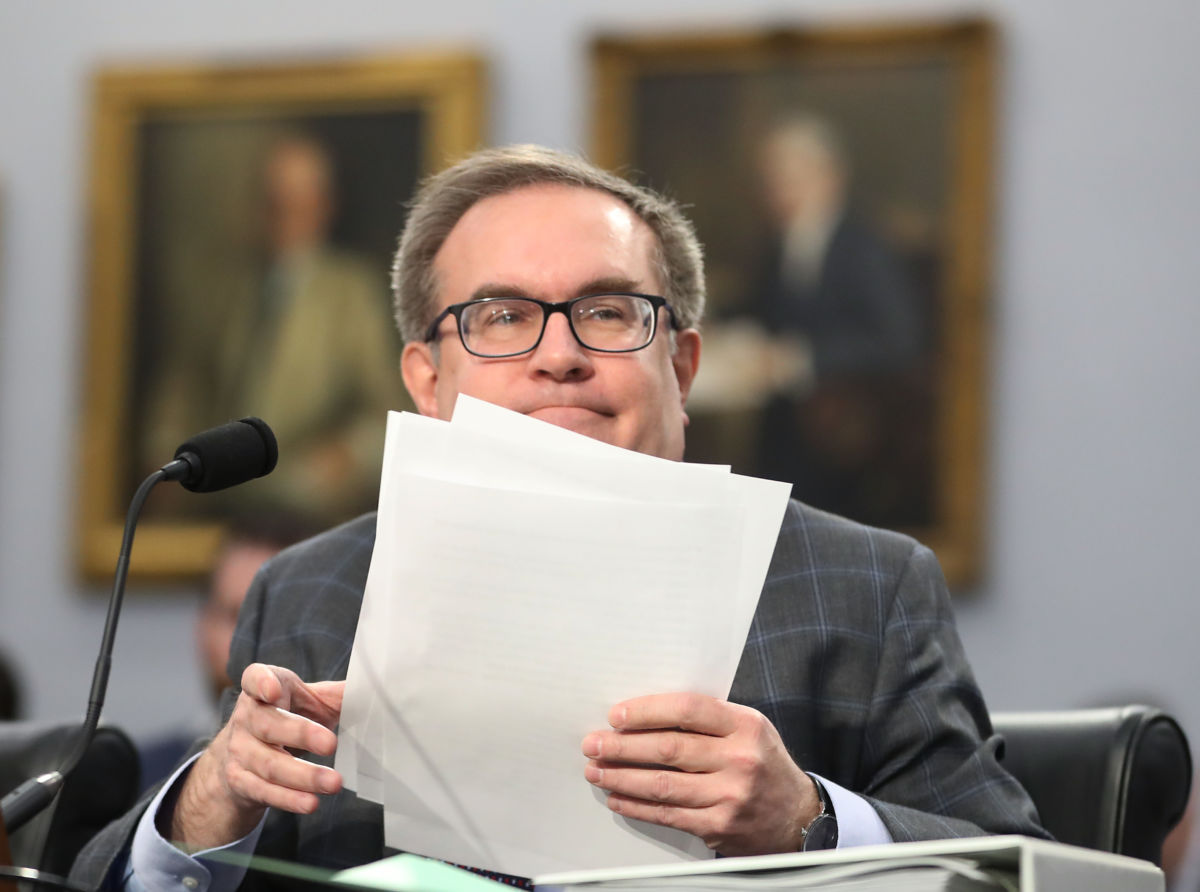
[992,705,1192,864]
[0,720,140,877]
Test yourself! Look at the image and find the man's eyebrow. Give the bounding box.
[466,277,646,303]
[467,283,529,302]
[575,276,644,296]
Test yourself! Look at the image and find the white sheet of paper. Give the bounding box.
[339,406,747,801]
[337,396,792,878]
[450,397,787,667]
[379,474,735,875]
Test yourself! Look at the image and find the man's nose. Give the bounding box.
[529,311,593,381]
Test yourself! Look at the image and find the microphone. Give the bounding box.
[161,416,278,493]
[0,418,278,836]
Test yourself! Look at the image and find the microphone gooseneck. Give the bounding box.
[0,417,278,835]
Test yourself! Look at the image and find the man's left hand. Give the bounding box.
[581,693,820,856]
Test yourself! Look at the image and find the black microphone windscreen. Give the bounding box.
[173,417,278,493]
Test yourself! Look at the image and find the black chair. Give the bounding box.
[992,705,1192,865]
[0,721,140,878]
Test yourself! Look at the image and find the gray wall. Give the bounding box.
[1,0,1198,762]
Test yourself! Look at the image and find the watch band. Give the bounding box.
[799,772,839,851]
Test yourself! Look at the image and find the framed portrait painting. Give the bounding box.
[592,21,996,586]
[80,51,484,579]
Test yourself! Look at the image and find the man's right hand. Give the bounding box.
[161,663,345,851]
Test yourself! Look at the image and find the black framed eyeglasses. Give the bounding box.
[423,293,678,358]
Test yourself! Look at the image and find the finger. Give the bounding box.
[584,760,721,808]
[237,692,338,756]
[602,792,713,843]
[609,693,740,736]
[581,728,725,772]
[226,721,342,795]
[240,663,292,705]
[239,665,342,730]
[224,743,343,815]
[230,768,321,816]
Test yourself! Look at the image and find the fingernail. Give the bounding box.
[320,772,340,794]
[582,734,601,758]
[611,706,627,727]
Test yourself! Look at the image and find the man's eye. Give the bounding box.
[481,305,532,327]
[580,302,632,324]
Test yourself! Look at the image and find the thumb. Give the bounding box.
[302,680,346,729]
[284,679,344,731]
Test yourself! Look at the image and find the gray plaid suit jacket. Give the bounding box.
[71,500,1045,889]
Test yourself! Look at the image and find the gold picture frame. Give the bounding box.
[592,21,996,586]
[80,51,485,580]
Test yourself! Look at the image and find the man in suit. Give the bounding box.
[143,134,398,525]
[212,135,398,521]
[747,116,927,525]
[72,145,1043,890]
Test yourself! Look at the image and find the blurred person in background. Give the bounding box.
[143,132,398,524]
[746,115,925,525]
[137,513,317,793]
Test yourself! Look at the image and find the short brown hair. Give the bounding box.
[391,145,705,343]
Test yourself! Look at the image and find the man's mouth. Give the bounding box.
[526,405,614,427]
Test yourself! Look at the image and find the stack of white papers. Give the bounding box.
[336,396,792,879]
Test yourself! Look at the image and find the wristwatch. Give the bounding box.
[799,772,839,852]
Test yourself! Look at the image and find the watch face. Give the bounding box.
[803,813,839,851]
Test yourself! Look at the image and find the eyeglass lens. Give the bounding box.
[460,295,657,356]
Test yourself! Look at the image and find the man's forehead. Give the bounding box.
[453,182,643,235]
[432,183,661,303]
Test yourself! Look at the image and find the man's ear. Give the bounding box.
[672,328,702,406]
[401,341,440,418]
